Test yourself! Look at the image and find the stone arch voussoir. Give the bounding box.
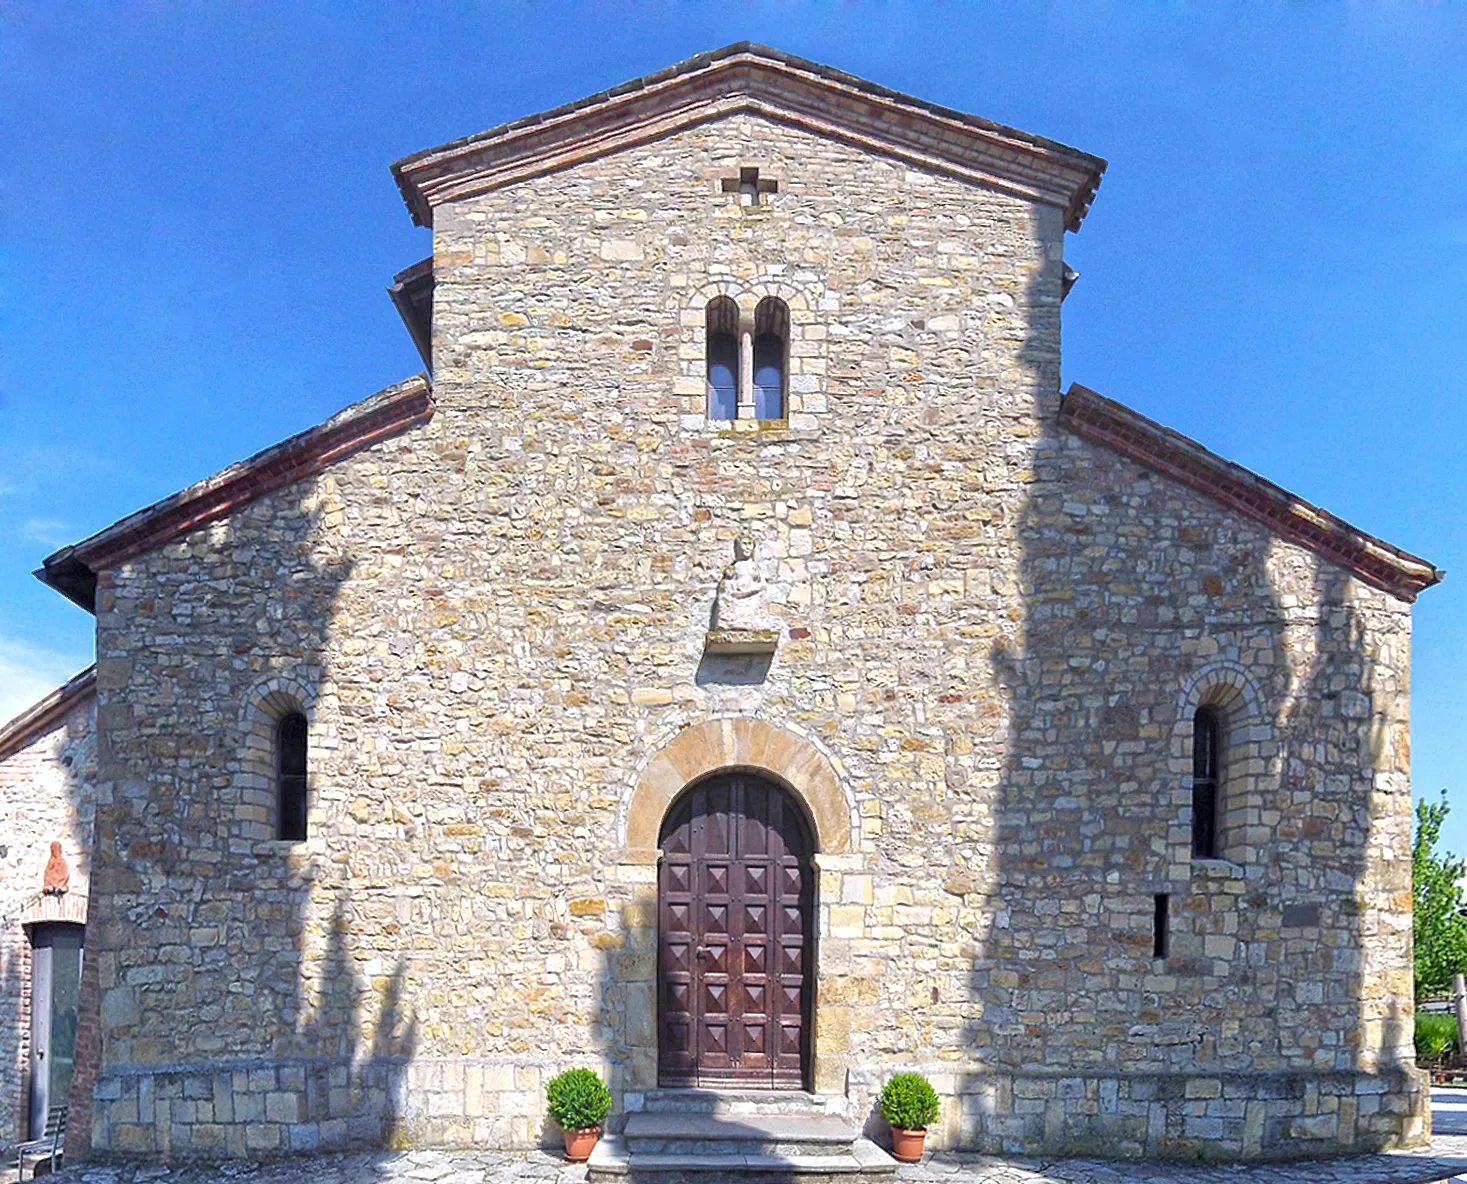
[690,278,815,318]
[1172,659,1275,866]
[1171,660,1267,762]
[623,718,853,858]
[236,672,320,844]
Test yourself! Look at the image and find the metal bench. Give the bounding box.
[13,1104,66,1180]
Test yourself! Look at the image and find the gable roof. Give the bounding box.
[1058,384,1442,603]
[0,665,96,761]
[37,375,434,613]
[391,43,1106,231]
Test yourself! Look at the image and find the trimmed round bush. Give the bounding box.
[546,1068,612,1132]
[879,1072,941,1131]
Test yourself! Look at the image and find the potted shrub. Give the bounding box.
[546,1067,612,1161]
[879,1072,940,1163]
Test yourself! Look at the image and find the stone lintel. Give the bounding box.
[704,628,780,655]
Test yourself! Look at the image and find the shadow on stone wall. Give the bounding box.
[248,501,420,1155]
[1292,564,1418,1140]
[950,240,1416,1157]
[82,476,432,1157]
[292,894,418,1151]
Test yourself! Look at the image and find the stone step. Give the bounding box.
[587,1134,898,1183]
[624,1112,859,1157]
[634,1088,850,1118]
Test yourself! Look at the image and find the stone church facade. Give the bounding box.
[1,44,1443,1162]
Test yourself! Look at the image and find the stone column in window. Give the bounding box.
[738,330,755,419]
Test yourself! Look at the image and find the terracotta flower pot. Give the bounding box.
[889,1126,927,1163]
[563,1126,601,1162]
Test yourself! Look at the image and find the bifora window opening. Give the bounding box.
[1191,705,1222,858]
[753,297,788,421]
[277,712,308,841]
[704,295,789,423]
[706,296,739,422]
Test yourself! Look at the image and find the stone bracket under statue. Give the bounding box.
[706,538,781,656]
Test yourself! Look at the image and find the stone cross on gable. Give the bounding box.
[721,166,778,206]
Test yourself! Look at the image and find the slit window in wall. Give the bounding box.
[1191,706,1222,858]
[1153,894,1169,958]
[753,297,788,420]
[706,296,739,421]
[277,712,308,841]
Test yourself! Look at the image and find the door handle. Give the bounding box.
[695,946,709,959]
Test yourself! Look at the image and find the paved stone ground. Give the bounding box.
[13,1091,1467,1184]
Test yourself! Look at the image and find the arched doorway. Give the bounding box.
[658,772,815,1088]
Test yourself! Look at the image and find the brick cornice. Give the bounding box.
[392,43,1106,231]
[36,375,434,613]
[1058,384,1442,603]
[0,665,95,761]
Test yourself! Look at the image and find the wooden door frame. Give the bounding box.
[27,921,84,1140]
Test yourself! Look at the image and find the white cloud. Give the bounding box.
[0,635,90,727]
[21,518,71,550]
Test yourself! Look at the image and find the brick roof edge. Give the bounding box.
[36,374,434,613]
[1058,384,1443,603]
[391,42,1106,232]
[0,665,96,761]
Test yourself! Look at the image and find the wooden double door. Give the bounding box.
[658,773,814,1088]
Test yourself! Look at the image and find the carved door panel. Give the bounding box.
[658,774,812,1088]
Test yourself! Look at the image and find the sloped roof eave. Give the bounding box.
[391,43,1106,230]
[1057,383,1443,603]
[0,665,96,761]
[387,258,434,369]
[36,374,434,614]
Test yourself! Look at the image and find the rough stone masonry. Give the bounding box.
[3,43,1443,1164]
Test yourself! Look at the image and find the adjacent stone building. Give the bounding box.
[1,44,1444,1163]
[1,667,99,1153]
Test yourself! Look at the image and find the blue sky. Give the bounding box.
[1,4,1463,844]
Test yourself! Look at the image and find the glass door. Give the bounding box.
[28,923,83,1139]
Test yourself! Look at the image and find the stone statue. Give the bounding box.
[712,536,777,632]
[42,840,69,895]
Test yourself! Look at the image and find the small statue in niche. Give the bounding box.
[42,840,69,895]
[712,536,778,632]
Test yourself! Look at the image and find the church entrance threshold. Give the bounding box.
[656,772,814,1088]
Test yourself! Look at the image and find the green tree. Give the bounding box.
[1412,790,1467,1000]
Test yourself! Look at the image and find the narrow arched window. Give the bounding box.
[706,297,739,421]
[277,712,308,841]
[753,297,788,420]
[1191,706,1221,858]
